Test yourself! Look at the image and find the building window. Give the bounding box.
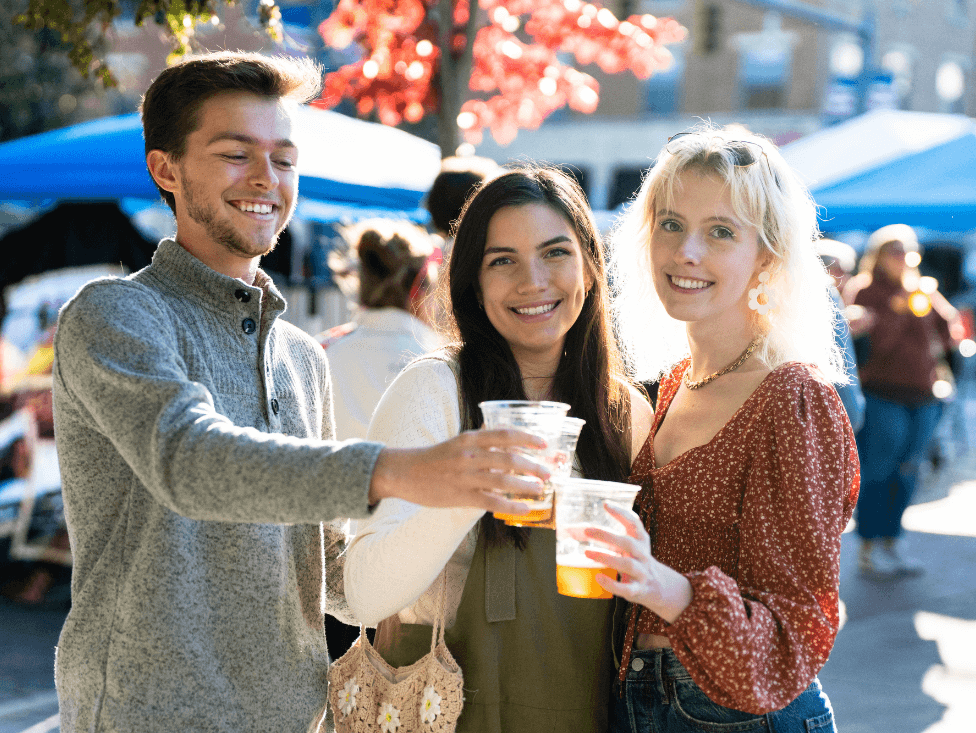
[881,47,914,109]
[734,13,797,111]
[643,44,685,115]
[555,164,592,202]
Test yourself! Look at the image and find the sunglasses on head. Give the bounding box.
[666,132,771,173]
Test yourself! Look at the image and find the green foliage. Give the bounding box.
[12,0,282,86]
[1,0,108,141]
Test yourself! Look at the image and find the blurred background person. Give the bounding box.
[426,155,503,251]
[317,219,445,660]
[843,224,962,576]
[816,238,865,434]
[318,220,444,440]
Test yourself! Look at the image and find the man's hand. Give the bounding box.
[368,429,550,515]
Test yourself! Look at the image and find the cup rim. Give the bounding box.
[478,400,571,412]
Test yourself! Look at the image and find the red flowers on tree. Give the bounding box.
[319,0,685,154]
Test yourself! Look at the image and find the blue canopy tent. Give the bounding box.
[808,134,976,232]
[0,105,441,221]
[780,110,976,233]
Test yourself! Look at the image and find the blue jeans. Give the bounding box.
[610,648,836,733]
[855,393,942,540]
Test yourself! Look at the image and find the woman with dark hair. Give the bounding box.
[342,166,653,731]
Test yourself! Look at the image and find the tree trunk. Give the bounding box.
[435,0,478,158]
[438,62,462,157]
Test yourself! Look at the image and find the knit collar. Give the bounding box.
[148,239,287,318]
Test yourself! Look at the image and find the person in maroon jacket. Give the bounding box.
[843,223,961,576]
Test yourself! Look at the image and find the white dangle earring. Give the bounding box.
[748,271,774,315]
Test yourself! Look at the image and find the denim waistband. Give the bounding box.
[620,647,692,683]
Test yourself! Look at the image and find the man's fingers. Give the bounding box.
[472,428,548,451]
[473,491,534,516]
[476,448,550,483]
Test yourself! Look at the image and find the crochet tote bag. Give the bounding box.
[312,574,464,733]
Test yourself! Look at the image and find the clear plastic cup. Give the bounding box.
[503,416,585,528]
[554,477,640,599]
[479,400,570,523]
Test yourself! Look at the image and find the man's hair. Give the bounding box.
[139,51,322,211]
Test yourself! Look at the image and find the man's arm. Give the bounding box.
[55,281,546,525]
[369,432,548,516]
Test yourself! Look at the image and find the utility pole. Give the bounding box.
[732,0,877,115]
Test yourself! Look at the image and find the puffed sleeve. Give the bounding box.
[665,366,860,713]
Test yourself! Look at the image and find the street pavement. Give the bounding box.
[2,445,975,732]
[820,444,976,733]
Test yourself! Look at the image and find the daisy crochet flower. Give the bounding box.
[377,702,401,732]
[420,685,442,724]
[338,678,359,717]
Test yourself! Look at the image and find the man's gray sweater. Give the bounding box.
[52,239,383,732]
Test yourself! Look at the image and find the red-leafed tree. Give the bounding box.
[319,0,685,156]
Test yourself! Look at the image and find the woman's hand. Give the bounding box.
[583,502,693,623]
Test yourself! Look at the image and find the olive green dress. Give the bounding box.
[381,525,619,733]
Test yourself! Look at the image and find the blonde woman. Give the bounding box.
[593,126,860,732]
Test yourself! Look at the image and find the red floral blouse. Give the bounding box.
[619,360,860,714]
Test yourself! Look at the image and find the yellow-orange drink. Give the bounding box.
[556,562,615,599]
[554,478,640,599]
[494,505,553,525]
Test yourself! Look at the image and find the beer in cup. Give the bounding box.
[503,416,585,528]
[554,478,640,599]
[479,400,569,523]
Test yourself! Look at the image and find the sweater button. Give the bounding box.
[242,318,257,335]
[631,657,644,671]
[270,397,279,415]
[234,288,251,303]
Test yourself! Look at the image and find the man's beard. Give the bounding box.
[181,173,287,259]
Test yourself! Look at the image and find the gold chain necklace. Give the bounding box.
[683,337,762,390]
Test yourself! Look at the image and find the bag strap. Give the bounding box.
[428,570,450,653]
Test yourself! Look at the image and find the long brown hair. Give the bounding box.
[443,166,633,549]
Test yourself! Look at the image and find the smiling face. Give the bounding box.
[478,203,593,370]
[148,91,297,276]
[650,169,768,335]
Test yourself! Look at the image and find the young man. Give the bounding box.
[52,52,546,732]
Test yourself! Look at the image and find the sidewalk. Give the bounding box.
[820,446,976,733]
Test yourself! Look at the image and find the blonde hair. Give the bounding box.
[858,223,919,277]
[609,123,847,384]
